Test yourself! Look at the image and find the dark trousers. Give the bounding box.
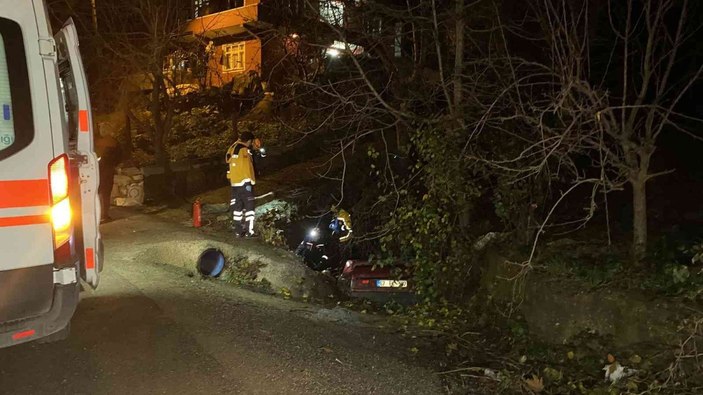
[230,183,254,234]
[98,168,115,220]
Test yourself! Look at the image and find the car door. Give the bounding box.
[54,19,102,289]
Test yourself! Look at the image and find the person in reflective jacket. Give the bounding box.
[295,208,353,272]
[226,131,256,237]
[329,208,352,243]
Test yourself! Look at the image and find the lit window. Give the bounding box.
[0,17,32,160]
[194,0,209,18]
[222,43,245,72]
[320,0,344,26]
[0,30,16,152]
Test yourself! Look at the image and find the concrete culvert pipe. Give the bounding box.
[197,248,225,277]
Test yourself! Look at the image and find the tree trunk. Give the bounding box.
[231,98,241,136]
[122,111,133,160]
[91,0,99,32]
[153,122,171,176]
[631,178,647,261]
[453,0,464,115]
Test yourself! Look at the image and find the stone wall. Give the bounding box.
[480,248,688,347]
[109,160,227,205]
[111,167,145,207]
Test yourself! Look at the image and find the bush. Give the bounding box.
[238,120,298,147]
[377,127,487,302]
[131,107,297,165]
[168,105,234,161]
[636,237,703,299]
[222,255,267,287]
[254,200,299,248]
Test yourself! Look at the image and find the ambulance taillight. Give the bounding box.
[48,155,72,247]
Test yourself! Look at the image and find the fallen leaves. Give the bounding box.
[524,374,544,393]
[543,367,563,383]
[279,287,292,299]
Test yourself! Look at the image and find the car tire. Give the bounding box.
[37,322,70,344]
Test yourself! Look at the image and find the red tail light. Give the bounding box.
[48,155,72,247]
[12,329,35,341]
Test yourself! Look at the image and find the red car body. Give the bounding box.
[341,260,414,300]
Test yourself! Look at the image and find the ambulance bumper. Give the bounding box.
[0,282,79,348]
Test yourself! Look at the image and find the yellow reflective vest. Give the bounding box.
[336,209,352,242]
[226,142,256,186]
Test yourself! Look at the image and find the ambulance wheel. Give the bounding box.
[38,322,71,344]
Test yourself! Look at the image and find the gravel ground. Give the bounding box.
[0,210,443,395]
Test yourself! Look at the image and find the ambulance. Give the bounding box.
[0,1,102,347]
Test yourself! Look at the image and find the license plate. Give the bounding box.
[376,280,408,288]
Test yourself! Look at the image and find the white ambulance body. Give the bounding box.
[0,0,102,347]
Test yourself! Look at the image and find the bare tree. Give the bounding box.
[99,0,192,173]
[501,0,703,260]
[282,0,702,292]
[596,0,702,259]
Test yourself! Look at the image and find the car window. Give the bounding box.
[0,30,14,152]
[0,17,33,160]
[56,40,78,143]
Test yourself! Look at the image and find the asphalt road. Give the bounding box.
[0,213,442,395]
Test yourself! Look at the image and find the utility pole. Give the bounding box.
[90,0,98,32]
[91,0,102,58]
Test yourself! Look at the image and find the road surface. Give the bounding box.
[0,212,441,395]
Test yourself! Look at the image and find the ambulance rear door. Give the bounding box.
[54,18,101,289]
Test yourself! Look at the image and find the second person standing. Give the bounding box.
[226,131,257,237]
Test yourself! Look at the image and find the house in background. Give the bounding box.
[184,0,266,88]
[166,0,409,95]
[174,0,378,91]
[179,0,333,91]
